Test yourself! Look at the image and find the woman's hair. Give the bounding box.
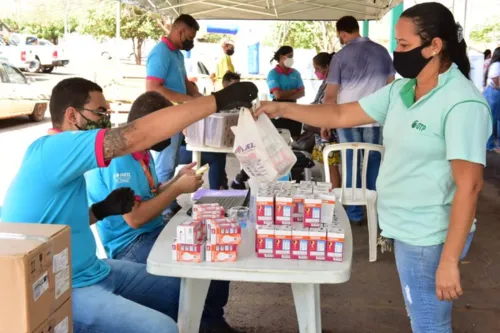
[401,2,470,79]
[271,45,293,63]
[313,52,335,68]
[484,49,492,60]
[484,47,500,86]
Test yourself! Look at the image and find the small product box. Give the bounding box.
[172,240,205,262]
[315,182,333,190]
[309,227,327,260]
[326,226,345,262]
[303,195,322,228]
[274,226,292,259]
[292,192,305,223]
[275,192,293,225]
[207,220,241,245]
[320,194,336,224]
[291,225,309,260]
[206,244,238,262]
[256,192,274,225]
[176,220,203,244]
[256,225,275,258]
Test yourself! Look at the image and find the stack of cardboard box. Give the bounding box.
[0,223,73,333]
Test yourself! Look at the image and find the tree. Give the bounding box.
[81,4,163,65]
[1,18,78,44]
[470,21,500,45]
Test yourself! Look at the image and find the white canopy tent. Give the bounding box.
[128,0,404,21]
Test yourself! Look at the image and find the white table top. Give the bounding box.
[186,143,234,154]
[147,202,352,284]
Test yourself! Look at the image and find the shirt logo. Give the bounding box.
[411,120,426,132]
[114,173,131,183]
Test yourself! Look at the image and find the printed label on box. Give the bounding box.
[256,226,274,258]
[275,196,293,225]
[326,226,345,262]
[256,196,274,225]
[54,317,69,333]
[53,248,68,273]
[320,194,336,224]
[304,196,321,228]
[291,226,309,260]
[309,227,327,260]
[292,195,304,222]
[32,271,49,302]
[55,266,70,299]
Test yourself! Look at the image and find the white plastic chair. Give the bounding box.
[323,143,385,262]
[90,224,108,259]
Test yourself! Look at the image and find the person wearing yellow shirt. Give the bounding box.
[211,39,235,89]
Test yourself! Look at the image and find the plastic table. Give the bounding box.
[147,202,352,333]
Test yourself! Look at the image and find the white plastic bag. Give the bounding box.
[231,108,297,182]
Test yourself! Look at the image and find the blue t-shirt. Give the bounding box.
[85,151,164,258]
[1,130,111,288]
[267,66,304,100]
[146,36,187,95]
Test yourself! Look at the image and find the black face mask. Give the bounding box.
[150,139,171,152]
[182,38,194,52]
[393,44,432,79]
[226,49,234,56]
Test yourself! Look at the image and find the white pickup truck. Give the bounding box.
[0,38,36,70]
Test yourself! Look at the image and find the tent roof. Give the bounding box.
[131,0,403,21]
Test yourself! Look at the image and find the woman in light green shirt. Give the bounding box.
[256,3,491,332]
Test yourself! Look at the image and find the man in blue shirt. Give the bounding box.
[324,16,395,223]
[146,14,202,219]
[86,91,239,333]
[1,77,257,333]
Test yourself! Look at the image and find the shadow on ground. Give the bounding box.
[224,153,500,333]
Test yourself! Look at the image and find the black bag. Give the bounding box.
[291,131,315,153]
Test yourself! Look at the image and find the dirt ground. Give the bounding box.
[223,153,500,333]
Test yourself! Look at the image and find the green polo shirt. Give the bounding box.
[359,64,492,246]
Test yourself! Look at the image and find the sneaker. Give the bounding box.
[230,180,246,190]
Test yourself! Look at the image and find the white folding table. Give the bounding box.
[147,202,352,333]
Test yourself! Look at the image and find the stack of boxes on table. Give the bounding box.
[255,181,345,262]
[0,223,73,333]
[172,203,242,263]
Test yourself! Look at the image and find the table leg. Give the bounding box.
[191,151,202,200]
[178,278,211,333]
[291,283,321,333]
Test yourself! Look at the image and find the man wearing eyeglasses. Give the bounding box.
[1,77,257,333]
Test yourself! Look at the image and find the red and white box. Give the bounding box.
[309,227,327,261]
[303,195,322,228]
[292,192,305,223]
[291,225,309,260]
[326,226,345,262]
[206,244,238,262]
[275,192,293,225]
[176,220,203,244]
[172,239,205,262]
[207,219,241,245]
[256,225,275,258]
[320,194,336,224]
[192,203,221,211]
[274,226,292,259]
[256,193,274,225]
[315,182,333,191]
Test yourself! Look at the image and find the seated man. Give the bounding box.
[179,72,242,191]
[86,91,240,333]
[0,77,257,333]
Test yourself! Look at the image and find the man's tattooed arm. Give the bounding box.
[103,122,138,160]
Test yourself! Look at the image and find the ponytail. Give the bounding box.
[313,51,336,67]
[271,45,293,64]
[448,24,470,79]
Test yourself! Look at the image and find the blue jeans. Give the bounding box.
[152,133,184,213]
[394,232,474,333]
[483,86,500,150]
[178,145,227,190]
[337,127,382,222]
[115,225,230,325]
[73,259,178,333]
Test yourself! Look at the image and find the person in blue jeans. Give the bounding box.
[86,91,238,333]
[323,15,395,223]
[483,47,500,152]
[0,76,257,333]
[257,3,490,332]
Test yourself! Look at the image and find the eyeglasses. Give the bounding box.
[78,107,110,117]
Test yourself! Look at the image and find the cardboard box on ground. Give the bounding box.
[0,223,72,333]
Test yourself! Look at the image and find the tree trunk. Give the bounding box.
[136,38,143,65]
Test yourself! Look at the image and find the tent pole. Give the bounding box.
[362,20,369,37]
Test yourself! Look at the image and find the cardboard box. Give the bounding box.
[207,219,241,245]
[256,225,274,258]
[291,225,309,260]
[320,194,336,224]
[275,193,293,225]
[303,195,322,228]
[172,240,205,262]
[274,226,292,259]
[292,193,305,223]
[256,193,274,225]
[33,297,73,333]
[176,220,203,245]
[309,227,327,261]
[0,223,72,333]
[206,244,238,262]
[326,226,345,262]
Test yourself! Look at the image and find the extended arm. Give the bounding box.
[146,80,194,103]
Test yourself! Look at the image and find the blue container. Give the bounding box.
[248,42,260,75]
[206,25,238,35]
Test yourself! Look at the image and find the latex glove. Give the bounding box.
[435,260,463,301]
[212,81,258,111]
[91,187,135,221]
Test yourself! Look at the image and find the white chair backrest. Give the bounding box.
[323,143,385,202]
[90,224,108,259]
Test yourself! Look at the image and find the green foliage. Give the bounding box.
[470,21,500,44]
[264,21,337,52]
[198,33,233,44]
[1,18,78,44]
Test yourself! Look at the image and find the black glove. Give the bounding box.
[91,187,135,221]
[212,82,258,111]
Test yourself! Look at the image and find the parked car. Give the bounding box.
[0,58,48,122]
[0,38,36,70]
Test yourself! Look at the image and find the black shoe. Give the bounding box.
[230,180,246,190]
[199,319,244,333]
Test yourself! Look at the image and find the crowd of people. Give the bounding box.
[0,2,494,333]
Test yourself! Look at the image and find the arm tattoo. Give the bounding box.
[103,122,137,160]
